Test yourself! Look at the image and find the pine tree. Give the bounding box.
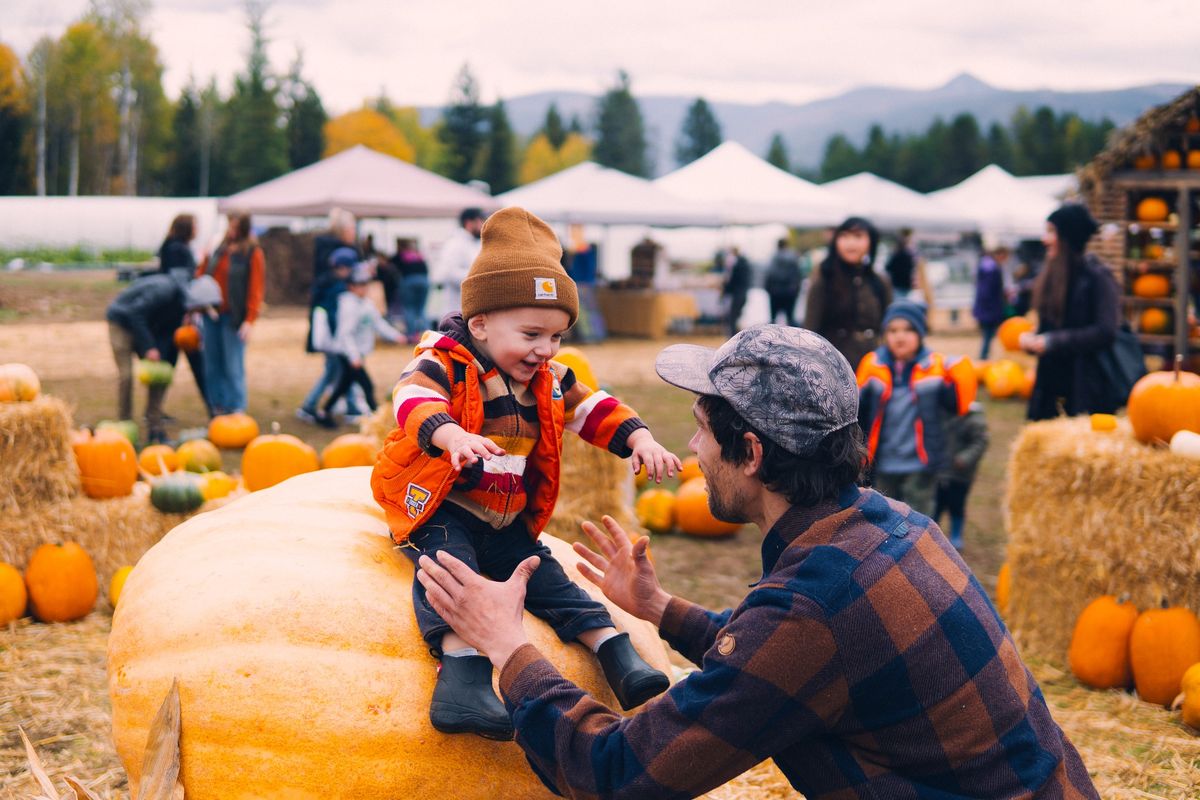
[765,132,790,172]
[436,63,487,182]
[479,99,516,194]
[221,0,288,192]
[674,97,722,167]
[283,51,326,170]
[168,78,201,195]
[593,70,648,177]
[819,134,861,182]
[943,112,985,186]
[861,124,895,178]
[986,122,1014,171]
[0,41,31,194]
[542,102,566,149]
[567,114,584,135]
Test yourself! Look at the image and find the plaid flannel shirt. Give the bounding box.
[499,485,1097,799]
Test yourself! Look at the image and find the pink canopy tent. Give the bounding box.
[217,145,499,218]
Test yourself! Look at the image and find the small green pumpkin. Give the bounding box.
[137,359,175,388]
[150,472,206,514]
[97,419,141,449]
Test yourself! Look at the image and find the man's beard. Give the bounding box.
[707,478,749,524]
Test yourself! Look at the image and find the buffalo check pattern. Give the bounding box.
[499,486,1098,799]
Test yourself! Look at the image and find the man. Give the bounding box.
[721,246,752,335]
[417,324,1098,799]
[432,207,485,319]
[763,237,803,326]
[884,227,916,295]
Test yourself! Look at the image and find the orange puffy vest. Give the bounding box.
[370,346,565,544]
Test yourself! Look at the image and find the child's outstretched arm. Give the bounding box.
[626,428,681,484]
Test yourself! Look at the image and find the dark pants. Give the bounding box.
[934,480,970,548]
[873,471,936,517]
[768,292,799,327]
[979,323,999,360]
[323,355,377,414]
[403,503,614,656]
[727,291,748,335]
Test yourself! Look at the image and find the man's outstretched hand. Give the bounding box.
[574,515,672,627]
[416,551,538,669]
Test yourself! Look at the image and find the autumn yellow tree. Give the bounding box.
[518,131,593,185]
[374,97,442,170]
[0,41,30,194]
[323,107,415,162]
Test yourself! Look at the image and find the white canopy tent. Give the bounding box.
[929,165,1059,240]
[1015,173,1079,202]
[218,145,498,218]
[496,162,724,227]
[654,142,849,226]
[822,172,977,231]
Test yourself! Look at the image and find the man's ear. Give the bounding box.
[742,431,764,477]
[466,313,487,340]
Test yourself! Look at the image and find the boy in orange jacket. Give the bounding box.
[372,207,680,740]
[856,299,977,517]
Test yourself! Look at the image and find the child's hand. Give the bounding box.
[445,431,506,471]
[627,429,681,484]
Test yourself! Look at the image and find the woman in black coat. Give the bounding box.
[1019,204,1121,420]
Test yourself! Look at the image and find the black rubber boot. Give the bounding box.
[429,654,514,740]
[597,632,670,710]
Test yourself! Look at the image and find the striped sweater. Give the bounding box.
[390,315,646,529]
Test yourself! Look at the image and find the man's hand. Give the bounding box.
[432,423,507,470]
[238,321,254,342]
[627,429,682,484]
[416,551,537,668]
[574,515,672,627]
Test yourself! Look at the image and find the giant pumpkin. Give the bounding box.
[107,467,670,798]
[1127,356,1200,444]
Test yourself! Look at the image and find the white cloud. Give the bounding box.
[4,0,1197,112]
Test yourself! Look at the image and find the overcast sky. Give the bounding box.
[5,0,1199,113]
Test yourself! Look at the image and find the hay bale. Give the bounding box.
[360,405,639,542]
[0,488,213,587]
[1004,416,1200,662]
[0,395,80,513]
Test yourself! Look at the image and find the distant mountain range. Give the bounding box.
[419,73,1192,176]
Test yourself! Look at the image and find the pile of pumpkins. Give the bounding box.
[970,316,1036,401]
[1067,594,1200,730]
[1086,355,1200,455]
[71,411,381,515]
[634,457,741,538]
[0,541,129,627]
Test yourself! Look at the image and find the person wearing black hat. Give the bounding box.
[804,216,893,371]
[1019,203,1122,420]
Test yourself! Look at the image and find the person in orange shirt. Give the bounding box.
[195,212,265,415]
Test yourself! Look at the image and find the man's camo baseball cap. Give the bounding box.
[655,324,859,457]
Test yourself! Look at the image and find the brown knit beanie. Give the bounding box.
[460,207,578,326]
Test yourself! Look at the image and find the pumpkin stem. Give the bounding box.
[271,421,281,435]
[1175,353,1183,382]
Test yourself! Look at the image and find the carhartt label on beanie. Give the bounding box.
[460,207,578,325]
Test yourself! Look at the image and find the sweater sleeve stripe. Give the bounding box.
[577,396,620,443]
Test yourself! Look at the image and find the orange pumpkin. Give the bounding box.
[1188,151,1200,170]
[0,362,41,402]
[1188,116,1200,134]
[994,562,1011,615]
[971,359,990,384]
[984,360,1025,400]
[1133,153,1157,170]
[242,429,320,491]
[1132,274,1170,298]
[1143,243,1165,260]
[176,438,223,473]
[208,412,260,449]
[173,324,201,353]
[138,444,178,476]
[1175,662,1200,729]
[24,542,99,623]
[1068,595,1139,690]
[674,477,740,537]
[1127,356,1200,444]
[74,429,139,499]
[1018,368,1036,400]
[0,562,28,625]
[1139,307,1172,334]
[198,471,239,501]
[1136,197,1170,222]
[1162,150,1183,170]
[321,433,379,469]
[1129,601,1200,706]
[997,317,1033,352]
[1090,413,1117,432]
[635,488,676,534]
[677,456,704,484]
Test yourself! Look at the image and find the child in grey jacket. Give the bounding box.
[317,263,404,428]
[933,401,989,549]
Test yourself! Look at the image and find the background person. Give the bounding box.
[1019,204,1121,421]
[297,247,356,423]
[415,324,1097,799]
[195,212,264,416]
[804,216,893,370]
[391,237,430,342]
[721,246,752,335]
[105,274,221,443]
[763,237,803,326]
[973,245,1009,360]
[432,207,485,319]
[154,212,210,416]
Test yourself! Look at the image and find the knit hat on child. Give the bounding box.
[882,298,928,339]
[460,207,578,326]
